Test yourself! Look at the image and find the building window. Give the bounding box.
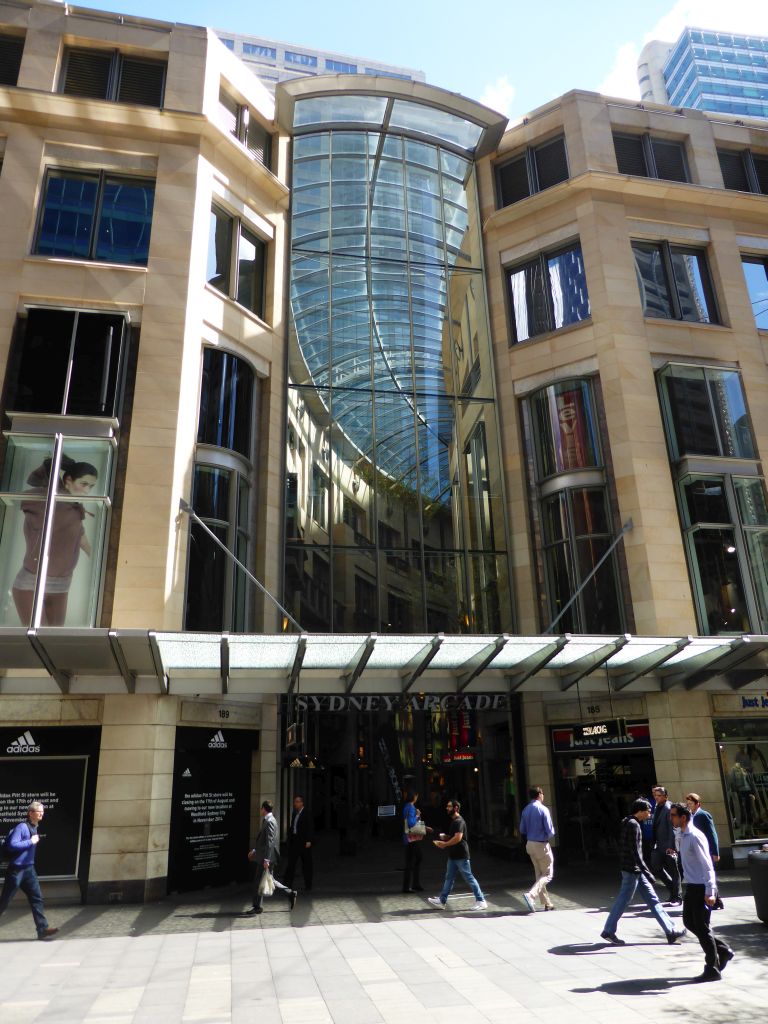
[658,364,755,461]
[197,347,254,458]
[496,135,568,208]
[206,205,267,318]
[0,33,24,86]
[507,241,590,343]
[613,133,689,183]
[713,721,768,842]
[4,308,128,419]
[717,148,768,195]
[284,51,317,67]
[243,43,277,59]
[742,256,768,329]
[658,363,768,635]
[220,38,235,51]
[185,349,256,632]
[632,241,718,323]
[35,170,155,265]
[60,47,166,107]
[311,466,328,530]
[325,59,357,73]
[218,88,272,166]
[527,379,624,633]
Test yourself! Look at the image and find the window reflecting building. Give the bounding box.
[281,81,511,634]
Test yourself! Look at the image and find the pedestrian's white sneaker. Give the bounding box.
[522,893,535,913]
[427,896,447,909]
[470,900,488,910]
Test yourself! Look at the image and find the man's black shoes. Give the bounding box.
[718,948,735,971]
[694,965,722,982]
[244,906,262,915]
[664,899,682,907]
[600,932,625,945]
[289,890,298,911]
[666,929,686,944]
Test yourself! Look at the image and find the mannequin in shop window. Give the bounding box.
[12,456,97,627]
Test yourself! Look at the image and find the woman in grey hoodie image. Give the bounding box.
[12,455,98,626]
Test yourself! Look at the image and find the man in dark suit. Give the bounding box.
[246,800,297,914]
[284,795,313,891]
[651,785,682,905]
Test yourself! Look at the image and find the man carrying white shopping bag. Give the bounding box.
[246,801,297,915]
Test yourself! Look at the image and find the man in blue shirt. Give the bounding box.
[519,786,555,912]
[0,801,58,940]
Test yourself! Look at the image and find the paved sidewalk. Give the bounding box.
[0,876,765,1024]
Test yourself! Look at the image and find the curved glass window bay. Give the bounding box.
[285,93,510,634]
[185,349,256,632]
[527,378,624,634]
[658,364,755,460]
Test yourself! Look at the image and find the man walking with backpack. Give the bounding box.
[0,801,58,940]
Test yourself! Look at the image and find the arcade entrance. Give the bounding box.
[280,694,525,882]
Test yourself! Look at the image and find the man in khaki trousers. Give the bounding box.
[519,786,555,912]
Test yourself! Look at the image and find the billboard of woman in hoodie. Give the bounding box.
[11,455,98,626]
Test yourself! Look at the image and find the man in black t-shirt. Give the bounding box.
[428,799,487,911]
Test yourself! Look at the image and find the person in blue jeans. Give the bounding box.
[0,801,58,940]
[601,798,685,946]
[428,799,487,911]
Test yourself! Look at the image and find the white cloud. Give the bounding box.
[479,75,516,116]
[598,42,642,102]
[598,0,768,102]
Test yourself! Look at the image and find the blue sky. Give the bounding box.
[76,1,768,119]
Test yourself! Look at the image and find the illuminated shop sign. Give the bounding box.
[552,719,652,752]
[294,694,509,713]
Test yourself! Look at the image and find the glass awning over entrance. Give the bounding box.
[1,628,767,696]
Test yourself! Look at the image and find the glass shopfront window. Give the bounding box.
[532,379,600,477]
[714,719,768,841]
[0,435,113,627]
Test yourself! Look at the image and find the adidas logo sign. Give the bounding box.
[7,730,40,754]
[208,730,227,749]
[182,768,192,778]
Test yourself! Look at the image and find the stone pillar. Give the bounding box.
[88,694,177,903]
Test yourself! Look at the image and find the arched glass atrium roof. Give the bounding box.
[277,75,508,156]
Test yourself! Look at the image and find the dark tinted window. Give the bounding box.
[0,33,25,87]
[197,348,254,457]
[614,134,647,176]
[61,48,165,107]
[651,139,688,183]
[718,149,751,191]
[6,308,126,418]
[36,173,98,259]
[497,155,529,206]
[496,135,568,209]
[533,136,568,190]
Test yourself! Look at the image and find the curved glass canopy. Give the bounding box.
[283,85,511,634]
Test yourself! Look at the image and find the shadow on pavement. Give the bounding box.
[550,941,660,955]
[573,977,696,996]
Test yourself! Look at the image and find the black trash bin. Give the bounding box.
[748,851,768,925]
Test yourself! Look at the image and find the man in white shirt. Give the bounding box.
[669,802,733,982]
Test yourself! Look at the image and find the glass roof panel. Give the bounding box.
[389,100,483,150]
[661,637,733,668]
[489,638,563,669]
[229,636,299,671]
[304,635,370,668]
[156,634,220,671]
[367,636,435,669]
[547,636,621,669]
[605,638,680,668]
[431,637,492,669]
[294,95,388,127]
